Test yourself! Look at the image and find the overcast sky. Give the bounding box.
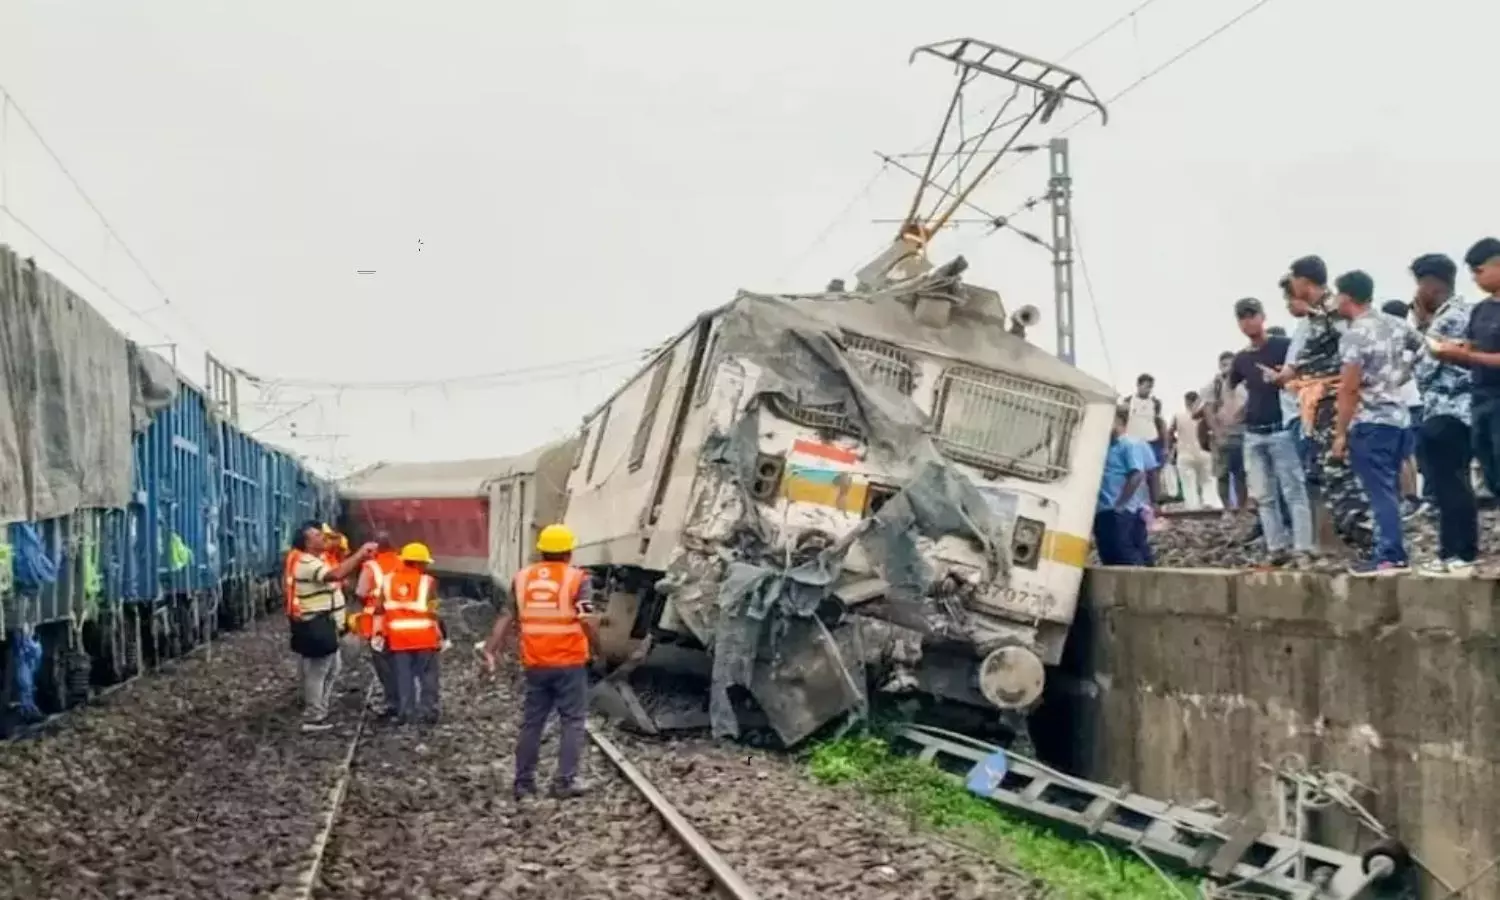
[2,0,1497,473]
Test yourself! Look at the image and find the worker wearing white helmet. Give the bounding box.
[481,523,599,800]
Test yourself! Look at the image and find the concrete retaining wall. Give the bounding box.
[1050,568,1500,894]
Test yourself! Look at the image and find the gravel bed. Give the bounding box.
[1148,507,1500,573]
[0,622,365,899]
[616,733,1031,900]
[317,632,718,900]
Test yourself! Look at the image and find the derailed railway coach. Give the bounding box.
[0,245,336,735]
[338,439,578,598]
[567,260,1116,746]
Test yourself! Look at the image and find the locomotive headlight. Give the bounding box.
[1010,516,1044,570]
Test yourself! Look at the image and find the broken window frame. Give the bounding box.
[764,333,917,437]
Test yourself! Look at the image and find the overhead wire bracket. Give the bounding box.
[857,37,1107,291]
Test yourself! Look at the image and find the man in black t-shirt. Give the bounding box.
[1434,237,1500,497]
[1229,297,1316,562]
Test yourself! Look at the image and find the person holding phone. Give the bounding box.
[1408,252,1476,576]
[1229,297,1315,565]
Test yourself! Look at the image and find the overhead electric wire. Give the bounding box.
[253,348,651,393]
[0,82,225,356]
[1073,220,1115,385]
[0,206,175,339]
[991,0,1285,213]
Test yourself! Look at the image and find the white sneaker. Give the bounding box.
[1443,558,1476,577]
[1416,560,1451,577]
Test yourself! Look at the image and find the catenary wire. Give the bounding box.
[252,348,653,392]
[991,0,1285,215]
[0,82,226,357]
[0,206,175,341]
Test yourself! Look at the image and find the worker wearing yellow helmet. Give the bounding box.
[378,541,447,725]
[481,523,599,800]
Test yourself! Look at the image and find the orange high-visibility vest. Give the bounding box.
[354,550,402,640]
[512,562,589,669]
[283,550,301,617]
[381,566,442,652]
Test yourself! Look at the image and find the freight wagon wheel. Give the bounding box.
[122,609,143,678]
[84,615,124,686]
[35,624,71,715]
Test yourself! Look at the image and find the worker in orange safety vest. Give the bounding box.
[480,523,599,800]
[379,542,447,725]
[351,531,403,717]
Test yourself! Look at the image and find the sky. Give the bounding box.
[2,0,1497,475]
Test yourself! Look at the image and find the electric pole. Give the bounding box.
[1047,138,1077,366]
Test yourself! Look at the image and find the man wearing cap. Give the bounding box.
[1272,254,1372,551]
[1409,252,1477,575]
[1331,270,1415,575]
[1228,297,1315,564]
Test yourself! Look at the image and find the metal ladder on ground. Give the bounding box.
[895,724,1408,899]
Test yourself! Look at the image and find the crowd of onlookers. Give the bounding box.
[1094,237,1500,576]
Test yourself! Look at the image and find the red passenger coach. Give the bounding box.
[337,440,579,589]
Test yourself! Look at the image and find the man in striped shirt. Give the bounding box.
[288,521,376,732]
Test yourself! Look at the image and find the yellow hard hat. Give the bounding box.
[320,523,335,535]
[536,524,576,554]
[399,542,434,564]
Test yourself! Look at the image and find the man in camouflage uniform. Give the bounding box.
[1332,269,1418,574]
[1277,255,1370,550]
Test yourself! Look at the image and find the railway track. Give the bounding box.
[0,609,1024,899]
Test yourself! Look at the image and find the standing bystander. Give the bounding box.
[1170,391,1220,510]
[1433,239,1500,502]
[1331,271,1410,575]
[1382,300,1427,515]
[1276,255,1371,552]
[1207,352,1249,509]
[1124,374,1167,509]
[1229,298,1316,563]
[1094,407,1156,566]
[1409,252,1476,575]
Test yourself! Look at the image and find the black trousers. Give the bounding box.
[1419,413,1478,562]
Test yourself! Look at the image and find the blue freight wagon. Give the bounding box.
[0,250,337,732]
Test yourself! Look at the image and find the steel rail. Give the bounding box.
[587,724,764,900]
[286,679,376,900]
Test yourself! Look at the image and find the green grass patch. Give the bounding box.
[806,735,1197,899]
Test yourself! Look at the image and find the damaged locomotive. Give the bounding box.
[547,257,1115,747]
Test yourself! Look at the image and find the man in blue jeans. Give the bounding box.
[1228,297,1316,565]
[1093,407,1155,566]
[1331,270,1414,575]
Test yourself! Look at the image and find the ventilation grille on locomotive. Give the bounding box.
[765,334,915,436]
[934,367,1083,483]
